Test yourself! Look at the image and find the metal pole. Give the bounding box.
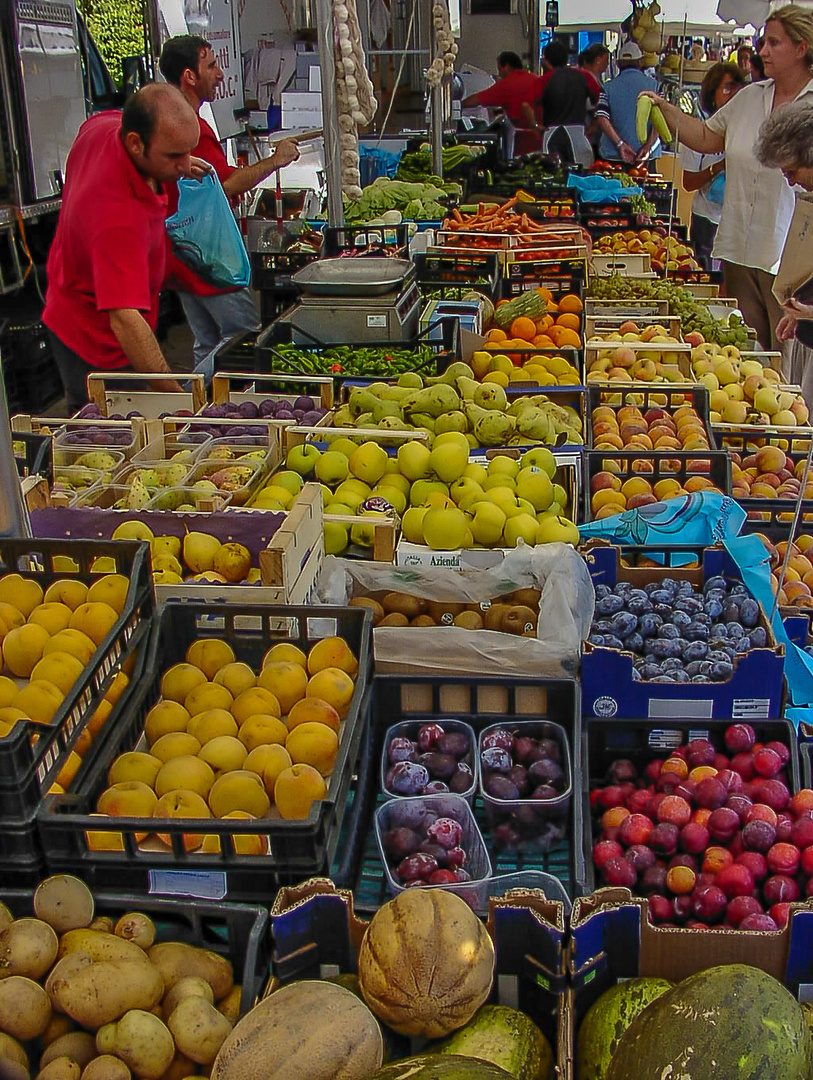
[316,0,344,225]
[431,83,443,177]
[0,352,30,538]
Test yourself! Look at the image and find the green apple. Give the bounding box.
[410,479,448,506]
[397,441,432,482]
[535,514,580,545]
[349,441,388,486]
[324,521,349,555]
[401,506,428,544]
[429,440,468,485]
[470,500,506,547]
[463,462,488,485]
[422,506,469,550]
[270,470,303,497]
[487,455,519,480]
[483,473,516,492]
[503,513,539,547]
[286,443,321,476]
[314,450,350,486]
[256,484,295,509]
[327,436,360,458]
[351,511,388,548]
[324,501,354,516]
[520,447,556,478]
[515,467,554,512]
[371,485,407,516]
[449,477,483,506]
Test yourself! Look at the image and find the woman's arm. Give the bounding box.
[682,158,725,193]
[638,91,725,154]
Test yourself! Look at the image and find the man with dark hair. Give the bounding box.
[579,42,611,80]
[159,34,300,364]
[43,84,201,412]
[526,39,599,164]
[461,51,544,155]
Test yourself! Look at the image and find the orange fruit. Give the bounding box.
[559,293,583,314]
[556,312,581,332]
[509,317,538,342]
[535,286,553,301]
[485,328,507,342]
[555,328,582,348]
[285,721,339,776]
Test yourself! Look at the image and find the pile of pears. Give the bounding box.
[281,436,580,553]
[112,522,257,586]
[329,366,583,449]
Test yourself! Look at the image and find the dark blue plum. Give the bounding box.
[685,641,709,662]
[654,604,674,618]
[594,584,612,600]
[704,598,724,619]
[649,589,674,605]
[671,610,692,630]
[639,663,663,680]
[661,657,684,672]
[638,614,660,638]
[650,675,676,683]
[596,595,625,617]
[650,638,682,659]
[657,623,681,640]
[593,620,615,635]
[723,601,741,623]
[624,632,644,654]
[708,650,731,664]
[612,611,639,638]
[603,635,624,649]
[749,626,768,648]
[660,578,680,593]
[740,598,760,627]
[726,621,746,640]
[692,674,710,683]
[628,594,654,616]
[735,637,751,653]
[674,597,703,616]
[685,661,704,676]
[711,661,734,681]
[684,623,709,642]
[704,576,728,593]
[616,582,633,595]
[673,670,690,683]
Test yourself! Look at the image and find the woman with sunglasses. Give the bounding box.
[679,64,746,270]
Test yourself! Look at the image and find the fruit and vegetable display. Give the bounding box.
[396,143,484,182]
[730,445,810,505]
[691,345,810,427]
[443,201,583,239]
[590,399,712,453]
[280,439,580,553]
[377,794,483,888]
[593,229,700,273]
[585,325,687,383]
[108,522,260,587]
[754,533,813,607]
[577,965,811,1080]
[590,722,813,930]
[485,289,584,350]
[587,574,770,683]
[85,633,360,840]
[588,275,753,348]
[349,585,543,632]
[0,874,247,1077]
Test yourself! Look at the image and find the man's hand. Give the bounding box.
[783,297,813,321]
[271,139,300,169]
[635,145,650,163]
[620,143,636,164]
[777,313,799,343]
[188,156,214,180]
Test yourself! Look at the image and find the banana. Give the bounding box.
[651,105,672,143]
[636,96,652,143]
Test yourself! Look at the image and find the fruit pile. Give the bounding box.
[589,470,722,520]
[0,571,131,773]
[753,534,813,608]
[324,366,584,448]
[731,445,810,504]
[379,799,476,888]
[691,344,810,427]
[0,874,243,1076]
[590,724,813,931]
[194,395,328,438]
[473,346,581,388]
[90,634,359,841]
[593,230,700,273]
[586,326,686,384]
[588,574,768,683]
[350,586,542,633]
[486,290,584,349]
[591,400,711,452]
[588,275,752,348]
[384,722,474,798]
[281,439,580,553]
[479,725,568,851]
[109,521,259,587]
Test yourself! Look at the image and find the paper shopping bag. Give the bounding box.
[772,191,813,305]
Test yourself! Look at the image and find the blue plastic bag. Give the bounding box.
[707,171,726,205]
[566,173,643,205]
[165,172,251,289]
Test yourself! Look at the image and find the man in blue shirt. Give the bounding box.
[595,41,661,163]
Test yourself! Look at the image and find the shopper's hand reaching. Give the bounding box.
[272,139,301,169]
[777,313,799,343]
[783,296,813,321]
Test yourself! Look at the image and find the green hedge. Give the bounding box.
[77,0,144,86]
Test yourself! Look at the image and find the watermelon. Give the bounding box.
[606,964,812,1080]
[370,1055,515,1079]
[575,977,672,1080]
[435,1005,553,1080]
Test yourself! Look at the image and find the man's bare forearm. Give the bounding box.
[108,308,184,393]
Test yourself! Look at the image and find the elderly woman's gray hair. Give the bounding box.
[755,101,813,171]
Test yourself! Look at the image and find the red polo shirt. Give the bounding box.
[476,69,545,155]
[166,115,238,298]
[43,112,169,369]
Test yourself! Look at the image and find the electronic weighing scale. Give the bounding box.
[283,258,421,343]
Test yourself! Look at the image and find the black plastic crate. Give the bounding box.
[321,224,409,258]
[250,248,320,292]
[38,603,373,902]
[738,498,813,540]
[663,266,724,285]
[585,384,716,449]
[2,888,270,1016]
[414,250,501,300]
[501,257,586,298]
[2,320,63,412]
[583,449,731,523]
[212,330,262,375]
[579,204,637,229]
[0,538,153,820]
[332,674,585,912]
[0,820,47,886]
[582,716,801,894]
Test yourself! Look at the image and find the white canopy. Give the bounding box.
[556,0,749,34]
[716,0,813,26]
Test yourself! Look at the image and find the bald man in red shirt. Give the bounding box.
[160,35,300,365]
[43,84,202,412]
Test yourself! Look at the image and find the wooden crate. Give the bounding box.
[87,371,207,419]
[211,371,334,411]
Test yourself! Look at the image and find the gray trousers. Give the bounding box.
[179,288,261,368]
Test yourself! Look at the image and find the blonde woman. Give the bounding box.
[640,4,813,360]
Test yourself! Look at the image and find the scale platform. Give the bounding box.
[284,280,421,343]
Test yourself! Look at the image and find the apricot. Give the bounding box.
[653,478,683,500]
[213,662,257,698]
[85,814,125,851]
[263,643,309,670]
[231,687,281,724]
[108,751,163,789]
[97,780,158,840]
[274,763,327,820]
[258,662,308,715]
[55,750,82,790]
[237,714,288,751]
[28,603,72,636]
[145,700,191,745]
[155,755,214,799]
[594,433,625,450]
[69,602,119,647]
[630,459,655,474]
[186,638,235,680]
[286,696,340,733]
[184,682,234,717]
[684,477,716,493]
[208,770,270,818]
[305,668,355,718]
[243,742,291,787]
[590,471,622,493]
[154,789,211,851]
[151,732,202,762]
[285,721,339,776]
[87,699,112,739]
[104,671,129,706]
[187,708,238,745]
[594,504,622,520]
[591,489,626,512]
[755,445,787,473]
[200,810,265,855]
[306,636,358,677]
[161,663,207,703]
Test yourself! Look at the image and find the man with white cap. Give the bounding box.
[594,41,661,163]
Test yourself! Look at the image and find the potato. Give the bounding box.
[57,932,148,966]
[40,1033,96,1071]
[36,1059,80,1080]
[81,1057,130,1080]
[34,878,94,935]
[161,977,212,1022]
[0,905,12,933]
[0,920,58,981]
[0,1032,29,1080]
[104,1011,174,1080]
[154,1056,194,1080]
[39,1016,75,1048]
[113,916,155,952]
[52,960,164,1029]
[167,997,232,1065]
[215,987,240,1026]
[148,944,232,1001]
[87,918,114,935]
[46,956,93,1012]
[94,1027,115,1057]
[0,977,51,1040]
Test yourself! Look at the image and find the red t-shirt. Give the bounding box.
[476,69,545,155]
[43,112,169,369]
[166,115,238,297]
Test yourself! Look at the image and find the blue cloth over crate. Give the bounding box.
[567,172,643,205]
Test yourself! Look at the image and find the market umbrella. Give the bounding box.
[716,0,769,27]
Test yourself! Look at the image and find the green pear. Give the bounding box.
[314,451,350,486]
[349,388,379,418]
[430,361,475,386]
[371,398,402,423]
[535,514,580,545]
[434,411,469,435]
[332,404,354,428]
[380,385,413,403]
[410,479,449,507]
[466,434,478,449]
[349,442,388,486]
[354,413,376,429]
[401,506,428,544]
[183,530,221,572]
[422,506,469,550]
[474,383,508,411]
[516,406,553,443]
[376,418,412,446]
[286,444,320,476]
[324,521,349,555]
[398,372,423,389]
[516,467,554,512]
[470,500,507,547]
[473,410,516,447]
[456,377,480,401]
[521,447,557,477]
[397,441,432,482]
[410,413,436,432]
[429,440,469,485]
[503,513,539,547]
[410,383,461,418]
